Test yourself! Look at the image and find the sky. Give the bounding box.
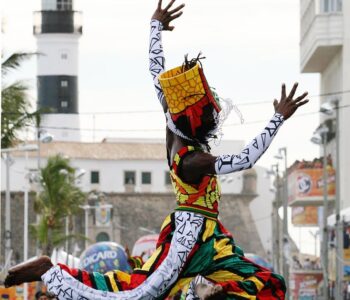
[1,0,322,254]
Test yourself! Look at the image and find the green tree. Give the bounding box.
[1,52,37,148]
[31,155,86,255]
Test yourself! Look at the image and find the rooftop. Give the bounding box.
[11,140,167,161]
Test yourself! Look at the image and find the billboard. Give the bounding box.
[291,206,319,227]
[290,271,323,299]
[288,168,335,206]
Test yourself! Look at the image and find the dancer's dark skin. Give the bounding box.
[4,1,309,299]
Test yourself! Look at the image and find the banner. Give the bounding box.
[291,206,319,226]
[288,168,335,206]
[95,203,112,227]
[0,282,41,300]
[290,272,323,299]
[328,224,350,280]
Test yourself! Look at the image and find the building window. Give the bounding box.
[321,0,342,12]
[57,0,72,10]
[96,232,110,242]
[91,171,100,184]
[61,80,68,87]
[42,0,56,10]
[165,171,172,185]
[61,100,68,108]
[142,172,152,184]
[124,171,136,185]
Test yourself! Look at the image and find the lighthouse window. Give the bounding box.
[57,0,72,10]
[61,101,68,108]
[61,80,68,87]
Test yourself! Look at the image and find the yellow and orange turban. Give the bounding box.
[159,63,221,137]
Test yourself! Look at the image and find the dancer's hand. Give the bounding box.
[152,0,185,31]
[273,83,309,120]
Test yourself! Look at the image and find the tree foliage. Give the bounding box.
[1,52,37,148]
[31,155,86,255]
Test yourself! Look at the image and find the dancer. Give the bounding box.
[5,0,309,299]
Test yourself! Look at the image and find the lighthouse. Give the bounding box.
[34,0,82,141]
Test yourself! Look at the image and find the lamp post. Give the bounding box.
[274,147,289,291]
[311,124,329,299]
[320,99,342,299]
[1,144,38,265]
[266,164,280,273]
[37,129,53,170]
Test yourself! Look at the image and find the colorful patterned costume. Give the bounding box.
[41,20,286,299]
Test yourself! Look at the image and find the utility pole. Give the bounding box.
[322,128,329,300]
[334,100,343,300]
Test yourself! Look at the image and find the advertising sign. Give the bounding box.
[0,282,40,300]
[291,271,323,300]
[132,234,159,261]
[288,168,335,206]
[291,206,319,226]
[80,242,132,274]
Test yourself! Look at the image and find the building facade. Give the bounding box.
[1,139,275,264]
[300,0,350,209]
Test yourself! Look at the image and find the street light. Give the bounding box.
[320,99,342,299]
[37,129,53,170]
[311,124,329,300]
[274,147,289,289]
[1,144,38,266]
[266,164,281,273]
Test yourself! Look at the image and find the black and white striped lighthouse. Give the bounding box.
[34,0,82,141]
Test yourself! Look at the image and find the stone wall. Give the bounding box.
[1,169,266,264]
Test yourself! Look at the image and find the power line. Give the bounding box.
[34,103,350,133]
[2,90,350,116]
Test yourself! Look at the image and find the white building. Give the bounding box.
[1,138,275,254]
[300,0,350,209]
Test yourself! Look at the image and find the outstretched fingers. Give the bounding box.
[157,0,163,10]
[164,0,176,11]
[296,99,309,108]
[165,11,183,23]
[281,83,286,100]
[288,82,299,99]
[168,3,185,15]
[293,91,308,103]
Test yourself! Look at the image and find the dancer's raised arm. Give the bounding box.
[180,83,309,181]
[149,0,185,112]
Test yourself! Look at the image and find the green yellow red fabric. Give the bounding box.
[59,212,285,299]
[171,146,220,219]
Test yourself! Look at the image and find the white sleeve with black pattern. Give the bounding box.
[149,19,166,108]
[214,113,284,175]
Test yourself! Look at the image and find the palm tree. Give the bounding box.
[31,154,86,255]
[1,52,37,148]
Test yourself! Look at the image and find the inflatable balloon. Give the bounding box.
[245,253,274,271]
[79,242,132,274]
[132,234,159,260]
